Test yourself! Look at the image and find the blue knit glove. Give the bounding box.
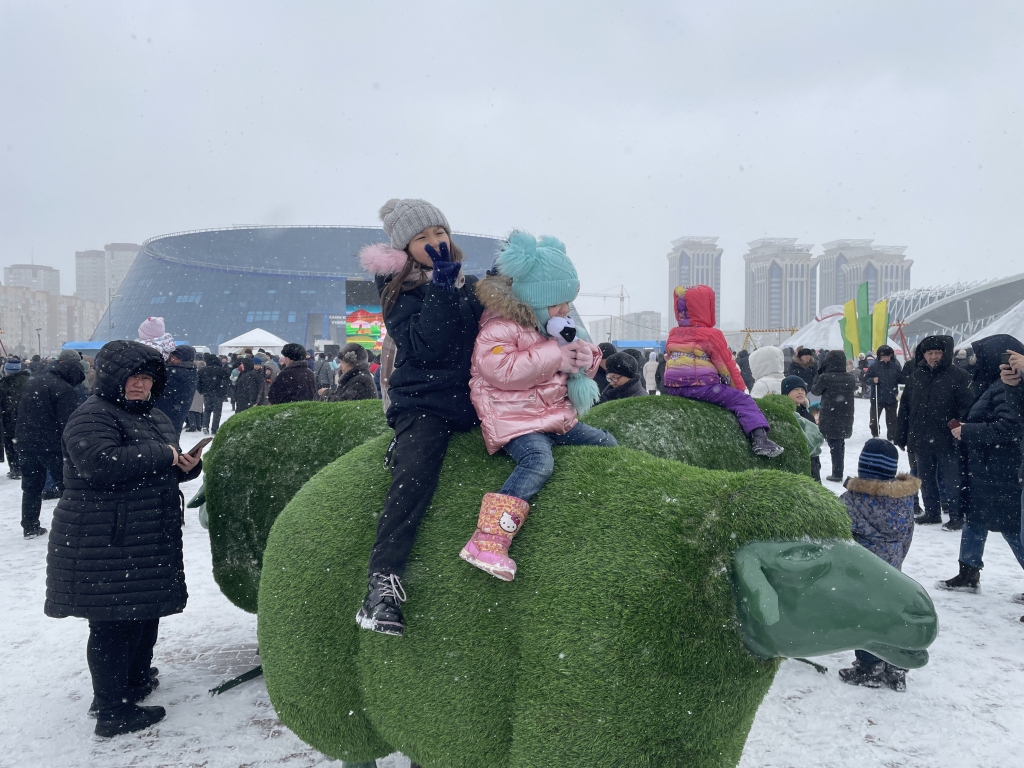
[426,242,461,292]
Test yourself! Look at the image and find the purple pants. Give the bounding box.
[669,383,770,435]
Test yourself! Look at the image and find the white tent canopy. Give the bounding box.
[958,298,1024,349]
[217,328,291,356]
[781,306,904,358]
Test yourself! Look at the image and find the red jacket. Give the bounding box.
[663,285,744,390]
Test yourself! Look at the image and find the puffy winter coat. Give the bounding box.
[197,361,232,400]
[235,362,267,411]
[15,359,86,456]
[785,358,817,390]
[470,275,601,455]
[598,374,648,403]
[959,334,1024,533]
[749,347,785,399]
[663,286,744,390]
[360,243,484,430]
[735,350,756,391]
[896,335,974,453]
[0,368,31,439]
[327,365,379,402]
[841,474,921,569]
[642,358,659,392]
[866,357,905,407]
[810,350,857,440]
[1004,375,1024,480]
[268,362,319,405]
[152,361,198,431]
[44,340,202,621]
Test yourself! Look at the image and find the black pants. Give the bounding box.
[368,410,456,578]
[826,437,845,478]
[3,430,19,473]
[869,400,899,441]
[186,410,202,430]
[87,618,160,709]
[202,398,224,433]
[810,455,822,483]
[20,451,63,532]
[914,449,964,522]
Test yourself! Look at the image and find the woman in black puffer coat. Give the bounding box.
[811,349,857,481]
[44,340,204,737]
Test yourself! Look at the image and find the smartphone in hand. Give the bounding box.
[188,437,213,458]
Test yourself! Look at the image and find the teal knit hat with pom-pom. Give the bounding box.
[496,230,598,415]
[496,231,580,323]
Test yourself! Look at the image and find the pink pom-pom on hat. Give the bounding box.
[138,317,166,341]
[358,243,410,276]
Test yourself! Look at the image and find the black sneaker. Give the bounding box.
[356,573,407,636]
[88,678,160,718]
[94,703,166,738]
[838,659,885,688]
[23,526,47,539]
[915,511,942,524]
[942,518,965,532]
[825,475,843,483]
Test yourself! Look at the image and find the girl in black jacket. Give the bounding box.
[45,341,206,737]
[811,349,857,481]
[354,199,484,637]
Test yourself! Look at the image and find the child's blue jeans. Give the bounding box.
[499,422,617,502]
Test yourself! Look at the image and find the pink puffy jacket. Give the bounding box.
[470,276,602,455]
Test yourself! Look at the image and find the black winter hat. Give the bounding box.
[858,438,899,481]
[339,342,369,366]
[598,342,617,360]
[171,344,196,362]
[281,342,307,361]
[876,345,895,357]
[795,347,815,358]
[605,351,638,378]
[780,375,807,396]
[918,336,947,354]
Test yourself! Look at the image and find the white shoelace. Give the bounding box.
[379,574,407,604]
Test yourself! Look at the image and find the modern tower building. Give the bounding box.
[75,244,142,307]
[4,264,61,296]
[666,237,723,325]
[817,239,912,308]
[743,238,817,330]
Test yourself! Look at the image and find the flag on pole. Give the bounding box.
[872,298,889,352]
[856,283,871,358]
[841,299,859,358]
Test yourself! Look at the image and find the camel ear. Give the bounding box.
[734,548,780,626]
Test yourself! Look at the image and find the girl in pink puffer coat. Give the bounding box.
[459,231,616,581]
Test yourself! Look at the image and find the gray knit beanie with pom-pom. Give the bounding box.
[379,198,450,250]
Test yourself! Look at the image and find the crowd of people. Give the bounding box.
[2,197,1022,742]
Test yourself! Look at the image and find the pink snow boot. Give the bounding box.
[459,493,530,581]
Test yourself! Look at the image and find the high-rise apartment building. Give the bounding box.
[589,311,663,343]
[743,238,817,330]
[817,240,912,307]
[75,243,141,306]
[666,236,722,325]
[0,284,103,356]
[4,264,61,296]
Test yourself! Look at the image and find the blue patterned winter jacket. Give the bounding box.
[840,474,922,569]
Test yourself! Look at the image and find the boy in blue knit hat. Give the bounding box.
[838,438,921,691]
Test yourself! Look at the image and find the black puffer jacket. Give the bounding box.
[152,361,198,431]
[960,334,1024,533]
[377,273,484,429]
[810,350,857,440]
[234,360,267,411]
[45,341,202,621]
[896,335,974,453]
[786,358,817,389]
[197,360,232,400]
[866,348,905,407]
[1004,374,1024,480]
[598,374,648,403]
[327,364,379,402]
[268,362,319,404]
[0,368,32,437]
[15,359,86,456]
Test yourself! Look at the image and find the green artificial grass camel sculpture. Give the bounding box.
[202,395,809,613]
[256,422,937,767]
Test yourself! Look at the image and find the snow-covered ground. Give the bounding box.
[0,399,1021,767]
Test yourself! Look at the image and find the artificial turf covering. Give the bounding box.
[207,394,807,614]
[203,400,389,613]
[257,408,848,767]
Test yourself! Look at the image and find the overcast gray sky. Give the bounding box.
[2,0,1022,327]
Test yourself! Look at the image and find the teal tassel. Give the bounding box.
[567,372,599,416]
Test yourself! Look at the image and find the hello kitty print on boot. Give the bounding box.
[459,493,530,581]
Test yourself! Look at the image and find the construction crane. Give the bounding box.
[575,285,631,342]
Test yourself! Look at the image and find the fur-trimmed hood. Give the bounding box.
[476,274,538,329]
[358,242,410,276]
[844,474,921,498]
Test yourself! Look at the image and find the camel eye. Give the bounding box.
[781,544,824,563]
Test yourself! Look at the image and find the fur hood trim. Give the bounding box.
[476,274,538,329]
[359,242,409,276]
[844,473,922,498]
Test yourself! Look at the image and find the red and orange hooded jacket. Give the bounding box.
[663,285,744,390]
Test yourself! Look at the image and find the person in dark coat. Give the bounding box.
[735,349,756,391]
[314,353,335,392]
[785,347,817,389]
[936,335,1024,593]
[866,344,905,441]
[233,357,267,412]
[0,357,32,479]
[15,350,86,537]
[622,348,647,390]
[197,354,232,434]
[323,343,379,402]
[151,345,198,434]
[811,349,857,482]
[896,335,974,529]
[268,343,320,404]
[594,343,616,394]
[598,351,648,403]
[27,354,46,375]
[45,340,204,737]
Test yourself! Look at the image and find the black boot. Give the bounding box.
[838,658,885,688]
[936,561,981,593]
[23,526,47,539]
[883,663,907,692]
[356,573,406,636]
[94,703,166,738]
[749,428,784,458]
[915,506,941,524]
[89,677,160,717]
[942,517,965,532]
